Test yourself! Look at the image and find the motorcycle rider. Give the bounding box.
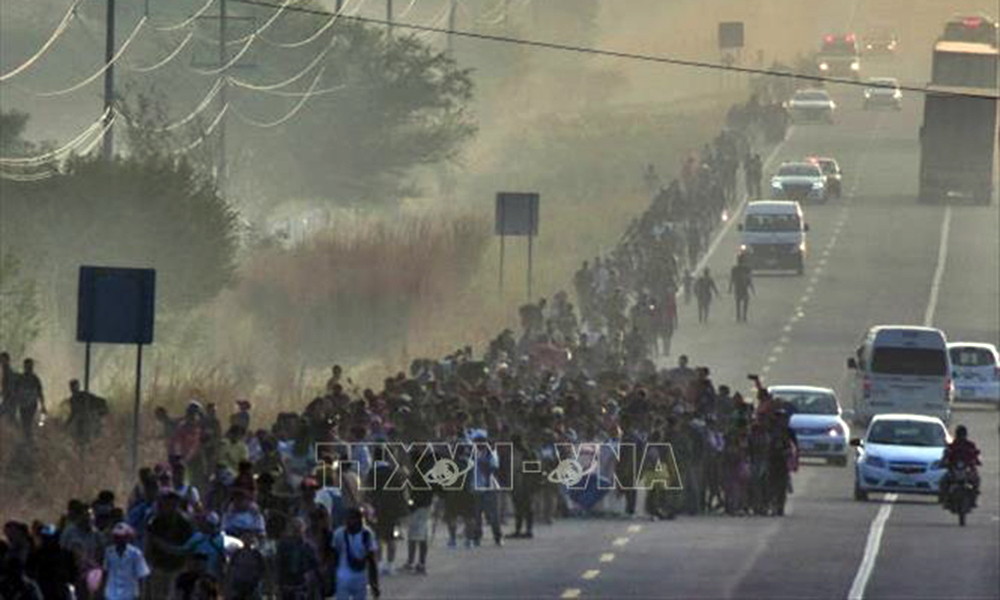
[939,425,981,506]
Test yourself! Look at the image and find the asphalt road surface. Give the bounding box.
[378,46,1000,600]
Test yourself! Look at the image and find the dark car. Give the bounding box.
[863,28,899,54]
[808,157,842,199]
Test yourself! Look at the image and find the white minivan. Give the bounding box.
[847,326,953,424]
[736,200,809,275]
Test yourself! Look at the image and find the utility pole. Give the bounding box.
[387,0,393,36]
[336,0,343,13]
[102,0,116,161]
[447,0,456,52]
[217,0,229,196]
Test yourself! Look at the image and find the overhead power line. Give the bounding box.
[33,16,148,97]
[233,0,1000,100]
[0,0,88,82]
[153,0,218,31]
[126,29,196,72]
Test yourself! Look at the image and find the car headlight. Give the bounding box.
[812,181,824,190]
[771,181,782,188]
[819,63,829,71]
[864,90,872,98]
[740,244,749,253]
[864,455,885,468]
[851,62,860,71]
[828,424,844,437]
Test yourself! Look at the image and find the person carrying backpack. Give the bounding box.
[331,508,380,600]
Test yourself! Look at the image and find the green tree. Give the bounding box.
[0,143,239,328]
[233,20,476,205]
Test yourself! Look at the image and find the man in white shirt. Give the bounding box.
[332,508,380,600]
[102,523,150,600]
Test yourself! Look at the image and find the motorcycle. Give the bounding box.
[942,462,978,526]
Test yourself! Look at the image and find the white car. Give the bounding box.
[852,414,950,500]
[863,77,902,110]
[787,89,837,124]
[948,342,1000,403]
[769,386,850,466]
[770,162,828,203]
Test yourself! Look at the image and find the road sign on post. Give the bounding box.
[495,192,540,300]
[719,21,745,49]
[77,266,156,474]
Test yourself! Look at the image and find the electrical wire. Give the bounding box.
[233,65,325,128]
[191,30,257,74]
[0,0,87,82]
[0,169,59,182]
[34,17,149,97]
[226,33,334,90]
[154,0,217,31]
[0,108,111,166]
[215,0,295,46]
[75,111,118,157]
[173,103,229,154]
[396,0,420,20]
[152,78,226,131]
[126,29,196,73]
[240,82,347,97]
[232,0,1000,100]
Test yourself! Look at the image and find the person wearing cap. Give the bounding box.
[176,512,227,580]
[102,523,151,600]
[145,490,194,598]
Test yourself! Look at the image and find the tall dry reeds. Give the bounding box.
[234,213,491,394]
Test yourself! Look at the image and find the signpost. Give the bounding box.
[495,192,540,300]
[77,266,156,473]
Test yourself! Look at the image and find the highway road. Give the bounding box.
[380,51,1000,599]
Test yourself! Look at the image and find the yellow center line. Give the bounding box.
[582,569,601,580]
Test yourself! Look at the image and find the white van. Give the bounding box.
[847,326,953,424]
[737,200,809,275]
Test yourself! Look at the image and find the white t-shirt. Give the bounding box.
[103,544,151,600]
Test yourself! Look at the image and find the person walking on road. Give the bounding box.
[728,258,755,322]
[694,268,720,324]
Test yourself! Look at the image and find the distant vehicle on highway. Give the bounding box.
[786,89,836,124]
[948,342,1000,403]
[847,326,953,424]
[851,414,950,501]
[817,33,861,79]
[807,157,843,198]
[736,200,808,275]
[770,162,828,202]
[769,385,850,466]
[941,14,998,47]
[863,77,902,110]
[862,27,899,54]
[919,41,998,204]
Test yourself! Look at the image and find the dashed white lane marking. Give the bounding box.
[767,355,778,363]
[923,206,952,327]
[848,494,898,600]
[800,295,811,303]
[806,285,814,294]
[782,324,793,333]
[612,537,630,547]
[627,525,642,534]
[772,345,784,355]
[779,335,790,344]
[693,132,790,273]
[600,553,616,563]
[561,588,582,598]
[582,570,601,581]
[850,200,954,600]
